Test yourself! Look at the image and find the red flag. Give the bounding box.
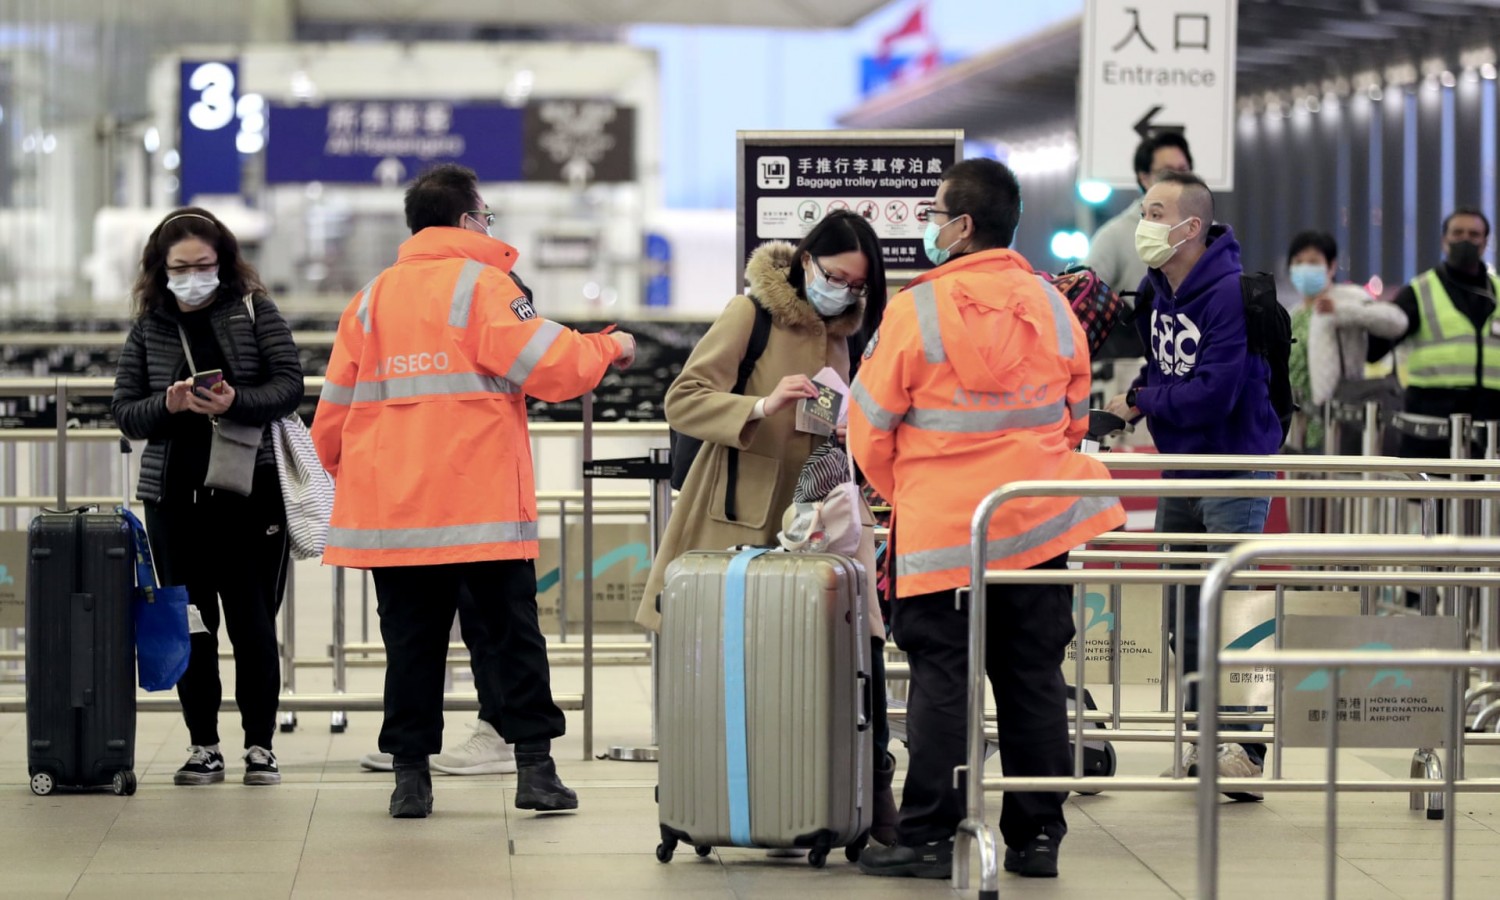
[878,3,927,60]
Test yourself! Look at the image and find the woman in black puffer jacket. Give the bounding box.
[112,207,303,788]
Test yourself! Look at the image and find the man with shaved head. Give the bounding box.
[1105,170,1280,800]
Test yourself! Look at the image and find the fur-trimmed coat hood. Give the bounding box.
[744,242,867,339]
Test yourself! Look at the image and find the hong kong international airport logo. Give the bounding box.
[1293,642,1414,692]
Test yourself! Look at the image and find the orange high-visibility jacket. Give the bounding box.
[848,249,1124,598]
[311,227,621,569]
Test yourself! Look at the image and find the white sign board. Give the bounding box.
[1080,0,1238,190]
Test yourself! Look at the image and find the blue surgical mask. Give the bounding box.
[806,266,856,317]
[1289,263,1329,298]
[924,215,967,266]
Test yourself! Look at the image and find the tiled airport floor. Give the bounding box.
[1,668,1498,899]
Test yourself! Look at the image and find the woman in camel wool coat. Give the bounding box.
[635,212,898,845]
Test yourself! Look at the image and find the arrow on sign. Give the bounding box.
[373,156,407,187]
[1133,105,1185,141]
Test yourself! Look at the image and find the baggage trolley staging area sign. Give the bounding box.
[1281,615,1465,749]
[738,131,963,283]
[1079,0,1237,190]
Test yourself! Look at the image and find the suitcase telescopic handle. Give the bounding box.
[856,672,872,732]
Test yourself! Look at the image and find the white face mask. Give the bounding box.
[167,271,219,307]
[1135,217,1196,269]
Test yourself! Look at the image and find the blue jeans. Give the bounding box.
[1157,471,1273,766]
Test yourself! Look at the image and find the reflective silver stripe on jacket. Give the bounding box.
[503,320,565,386]
[1070,398,1091,422]
[448,260,486,328]
[352,372,521,403]
[355,277,379,333]
[903,399,1066,434]
[1408,364,1500,381]
[327,519,541,551]
[1414,274,1445,341]
[852,380,902,432]
[1035,276,1077,359]
[319,380,356,407]
[896,493,1119,578]
[911,282,946,364]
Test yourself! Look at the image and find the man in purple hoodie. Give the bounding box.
[1105,171,1281,799]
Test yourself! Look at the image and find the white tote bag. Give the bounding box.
[270,414,333,560]
[242,295,333,560]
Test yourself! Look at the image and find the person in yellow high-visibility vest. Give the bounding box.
[1368,207,1500,458]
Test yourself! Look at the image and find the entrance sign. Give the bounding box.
[737,130,963,286]
[1281,615,1464,749]
[1079,0,1237,189]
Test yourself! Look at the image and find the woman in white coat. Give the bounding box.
[1287,231,1408,454]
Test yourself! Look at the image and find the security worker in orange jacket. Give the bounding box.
[312,164,636,819]
[851,159,1124,881]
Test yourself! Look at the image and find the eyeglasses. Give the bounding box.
[916,206,955,224]
[812,256,869,297]
[466,210,496,228]
[165,261,218,275]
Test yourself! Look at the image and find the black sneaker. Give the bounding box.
[174,745,226,785]
[1004,833,1060,878]
[244,746,281,786]
[857,839,953,879]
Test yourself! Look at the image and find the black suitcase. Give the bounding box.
[25,507,138,796]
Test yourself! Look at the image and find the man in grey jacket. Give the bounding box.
[1086,133,1194,327]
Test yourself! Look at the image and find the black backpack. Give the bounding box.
[667,299,773,520]
[1138,272,1296,445]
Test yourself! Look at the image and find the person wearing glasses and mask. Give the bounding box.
[635,209,895,845]
[112,207,304,788]
[313,163,636,819]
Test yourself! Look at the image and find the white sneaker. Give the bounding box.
[360,752,394,772]
[431,720,516,775]
[1160,742,1199,778]
[1215,744,1264,802]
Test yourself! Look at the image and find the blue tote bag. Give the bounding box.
[119,508,191,692]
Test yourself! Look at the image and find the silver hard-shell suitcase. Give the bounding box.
[656,549,872,868]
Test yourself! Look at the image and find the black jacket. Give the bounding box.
[112,293,304,503]
[1367,263,1500,456]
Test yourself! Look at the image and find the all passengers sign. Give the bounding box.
[1079,0,1237,190]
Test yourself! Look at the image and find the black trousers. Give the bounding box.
[891,554,1073,850]
[456,586,504,729]
[146,466,289,750]
[373,559,564,759]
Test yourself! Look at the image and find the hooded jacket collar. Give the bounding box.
[744,242,865,339]
[399,226,519,272]
[908,248,1043,394]
[1146,223,1241,306]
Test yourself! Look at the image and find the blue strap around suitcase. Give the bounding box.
[723,547,769,846]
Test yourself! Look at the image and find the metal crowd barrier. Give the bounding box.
[1198,540,1500,900]
[953,479,1500,900]
[0,376,671,759]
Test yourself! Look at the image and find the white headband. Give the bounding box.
[162,213,215,229]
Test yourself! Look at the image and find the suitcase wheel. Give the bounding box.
[693,845,712,858]
[111,770,137,797]
[807,847,829,869]
[29,771,55,796]
[655,842,674,863]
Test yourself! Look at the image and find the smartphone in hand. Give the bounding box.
[192,369,225,397]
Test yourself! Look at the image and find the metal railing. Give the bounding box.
[954,479,1500,900]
